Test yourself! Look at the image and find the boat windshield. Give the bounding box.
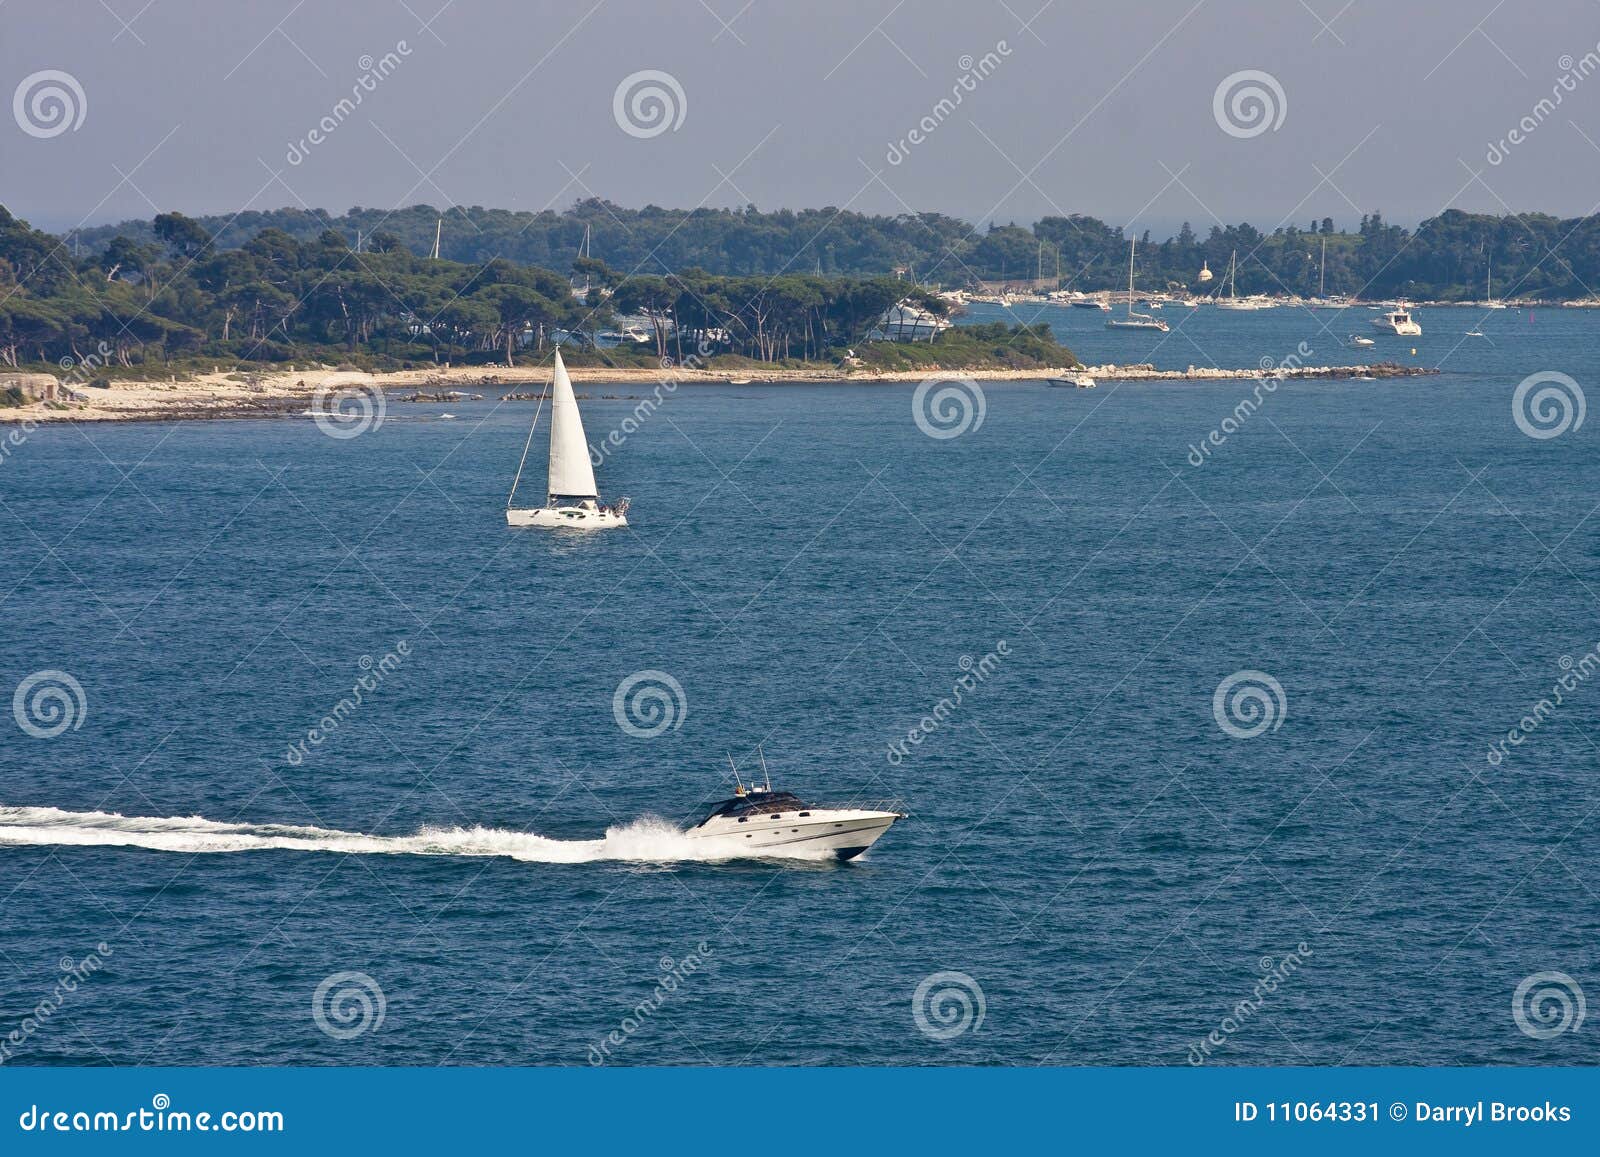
[700,790,804,821]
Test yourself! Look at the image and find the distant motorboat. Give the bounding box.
[686,755,904,861]
[727,377,753,385]
[1348,334,1376,347]
[1371,304,1422,336]
[1464,329,1486,338]
[1046,373,1097,388]
[1070,297,1111,311]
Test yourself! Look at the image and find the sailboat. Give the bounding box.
[506,348,629,529]
[1483,256,1506,309]
[1215,249,1271,310]
[1106,239,1169,331]
[1308,237,1346,308]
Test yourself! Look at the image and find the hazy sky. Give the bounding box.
[5,0,1600,235]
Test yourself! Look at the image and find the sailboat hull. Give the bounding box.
[506,506,628,529]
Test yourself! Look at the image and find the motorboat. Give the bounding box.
[1348,334,1376,347]
[1045,373,1097,388]
[1371,304,1422,336]
[505,347,630,529]
[684,762,905,860]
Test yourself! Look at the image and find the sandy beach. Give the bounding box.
[0,360,1433,424]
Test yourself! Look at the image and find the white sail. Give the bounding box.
[546,349,597,500]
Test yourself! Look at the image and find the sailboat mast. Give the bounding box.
[1319,237,1326,298]
[1127,238,1136,314]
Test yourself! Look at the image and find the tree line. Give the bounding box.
[0,206,944,372]
[64,200,1600,301]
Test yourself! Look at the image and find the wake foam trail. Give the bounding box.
[0,805,833,863]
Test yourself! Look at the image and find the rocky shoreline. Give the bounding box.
[0,361,1440,424]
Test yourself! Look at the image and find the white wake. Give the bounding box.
[0,805,833,863]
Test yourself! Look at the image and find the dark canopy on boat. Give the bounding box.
[701,790,804,819]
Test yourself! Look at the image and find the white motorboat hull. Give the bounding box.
[506,505,627,529]
[685,807,902,860]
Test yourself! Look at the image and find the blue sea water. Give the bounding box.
[1,303,1596,1066]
